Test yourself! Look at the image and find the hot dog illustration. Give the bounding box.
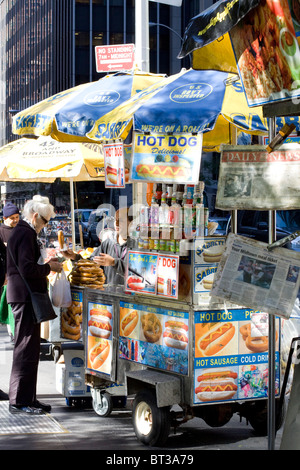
[88,308,112,338]
[195,370,238,402]
[120,309,138,337]
[197,322,235,356]
[135,155,191,181]
[127,275,145,291]
[163,320,188,350]
[88,339,110,370]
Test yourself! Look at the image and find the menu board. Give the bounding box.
[86,300,114,376]
[119,301,189,375]
[194,309,280,404]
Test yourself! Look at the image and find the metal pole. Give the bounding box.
[135,0,149,72]
[70,178,76,249]
[268,116,276,451]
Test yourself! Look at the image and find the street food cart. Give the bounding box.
[64,179,286,447]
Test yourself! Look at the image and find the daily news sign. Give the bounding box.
[95,44,135,73]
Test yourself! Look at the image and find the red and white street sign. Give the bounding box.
[95,44,135,73]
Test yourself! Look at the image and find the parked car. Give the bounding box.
[70,209,93,245]
[86,207,113,246]
[226,210,300,251]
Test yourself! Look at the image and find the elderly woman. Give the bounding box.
[6,195,62,415]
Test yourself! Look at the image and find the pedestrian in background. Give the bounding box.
[6,195,62,415]
[0,202,20,342]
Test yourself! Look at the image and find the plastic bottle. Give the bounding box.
[139,200,149,239]
[159,193,170,240]
[166,185,173,207]
[150,192,159,239]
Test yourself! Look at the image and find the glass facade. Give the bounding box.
[0,0,215,144]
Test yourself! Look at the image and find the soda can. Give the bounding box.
[169,239,176,253]
[171,279,177,296]
[159,239,166,251]
[143,238,149,250]
[138,238,144,249]
[154,239,159,251]
[149,238,154,250]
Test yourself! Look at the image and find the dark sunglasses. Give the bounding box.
[39,214,49,225]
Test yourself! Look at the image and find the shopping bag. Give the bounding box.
[31,291,57,324]
[51,270,72,308]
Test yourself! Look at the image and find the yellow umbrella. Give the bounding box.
[0,137,105,247]
[0,137,104,181]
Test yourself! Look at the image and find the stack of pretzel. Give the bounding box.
[69,259,106,289]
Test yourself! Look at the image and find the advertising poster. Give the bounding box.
[61,287,83,341]
[194,309,280,404]
[86,301,113,376]
[103,141,125,188]
[119,301,189,375]
[230,0,300,107]
[131,132,202,184]
[126,251,158,295]
[193,237,226,306]
[156,254,179,299]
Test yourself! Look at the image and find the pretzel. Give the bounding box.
[141,313,162,343]
[245,335,269,353]
[239,323,251,341]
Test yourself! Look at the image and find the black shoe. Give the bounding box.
[0,389,9,400]
[32,400,51,412]
[9,404,43,415]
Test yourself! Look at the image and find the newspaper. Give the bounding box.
[216,144,300,210]
[211,233,300,319]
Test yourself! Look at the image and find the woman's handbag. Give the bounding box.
[8,246,57,324]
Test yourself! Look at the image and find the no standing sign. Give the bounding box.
[95,44,135,73]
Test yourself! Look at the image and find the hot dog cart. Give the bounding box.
[81,233,285,447]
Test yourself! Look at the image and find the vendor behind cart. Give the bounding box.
[63,207,133,285]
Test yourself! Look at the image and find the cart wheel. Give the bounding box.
[132,390,170,446]
[92,392,113,417]
[248,398,286,435]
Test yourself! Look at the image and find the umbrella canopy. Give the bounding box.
[87,68,274,152]
[178,0,259,62]
[0,137,105,182]
[0,136,105,248]
[12,70,166,142]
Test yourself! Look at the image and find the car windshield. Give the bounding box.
[277,210,300,232]
[93,211,109,224]
[81,211,91,222]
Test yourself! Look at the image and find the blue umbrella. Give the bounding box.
[12,70,165,141]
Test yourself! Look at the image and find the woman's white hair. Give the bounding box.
[23,195,55,221]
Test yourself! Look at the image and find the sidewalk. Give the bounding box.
[0,325,144,451]
[0,325,284,451]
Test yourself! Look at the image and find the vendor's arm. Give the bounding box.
[92,240,126,275]
[61,249,82,262]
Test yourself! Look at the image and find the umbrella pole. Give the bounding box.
[70,178,76,250]
[268,117,276,451]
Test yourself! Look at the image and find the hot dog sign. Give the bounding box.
[131,132,202,183]
[194,308,280,404]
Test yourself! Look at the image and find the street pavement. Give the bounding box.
[0,325,284,453]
